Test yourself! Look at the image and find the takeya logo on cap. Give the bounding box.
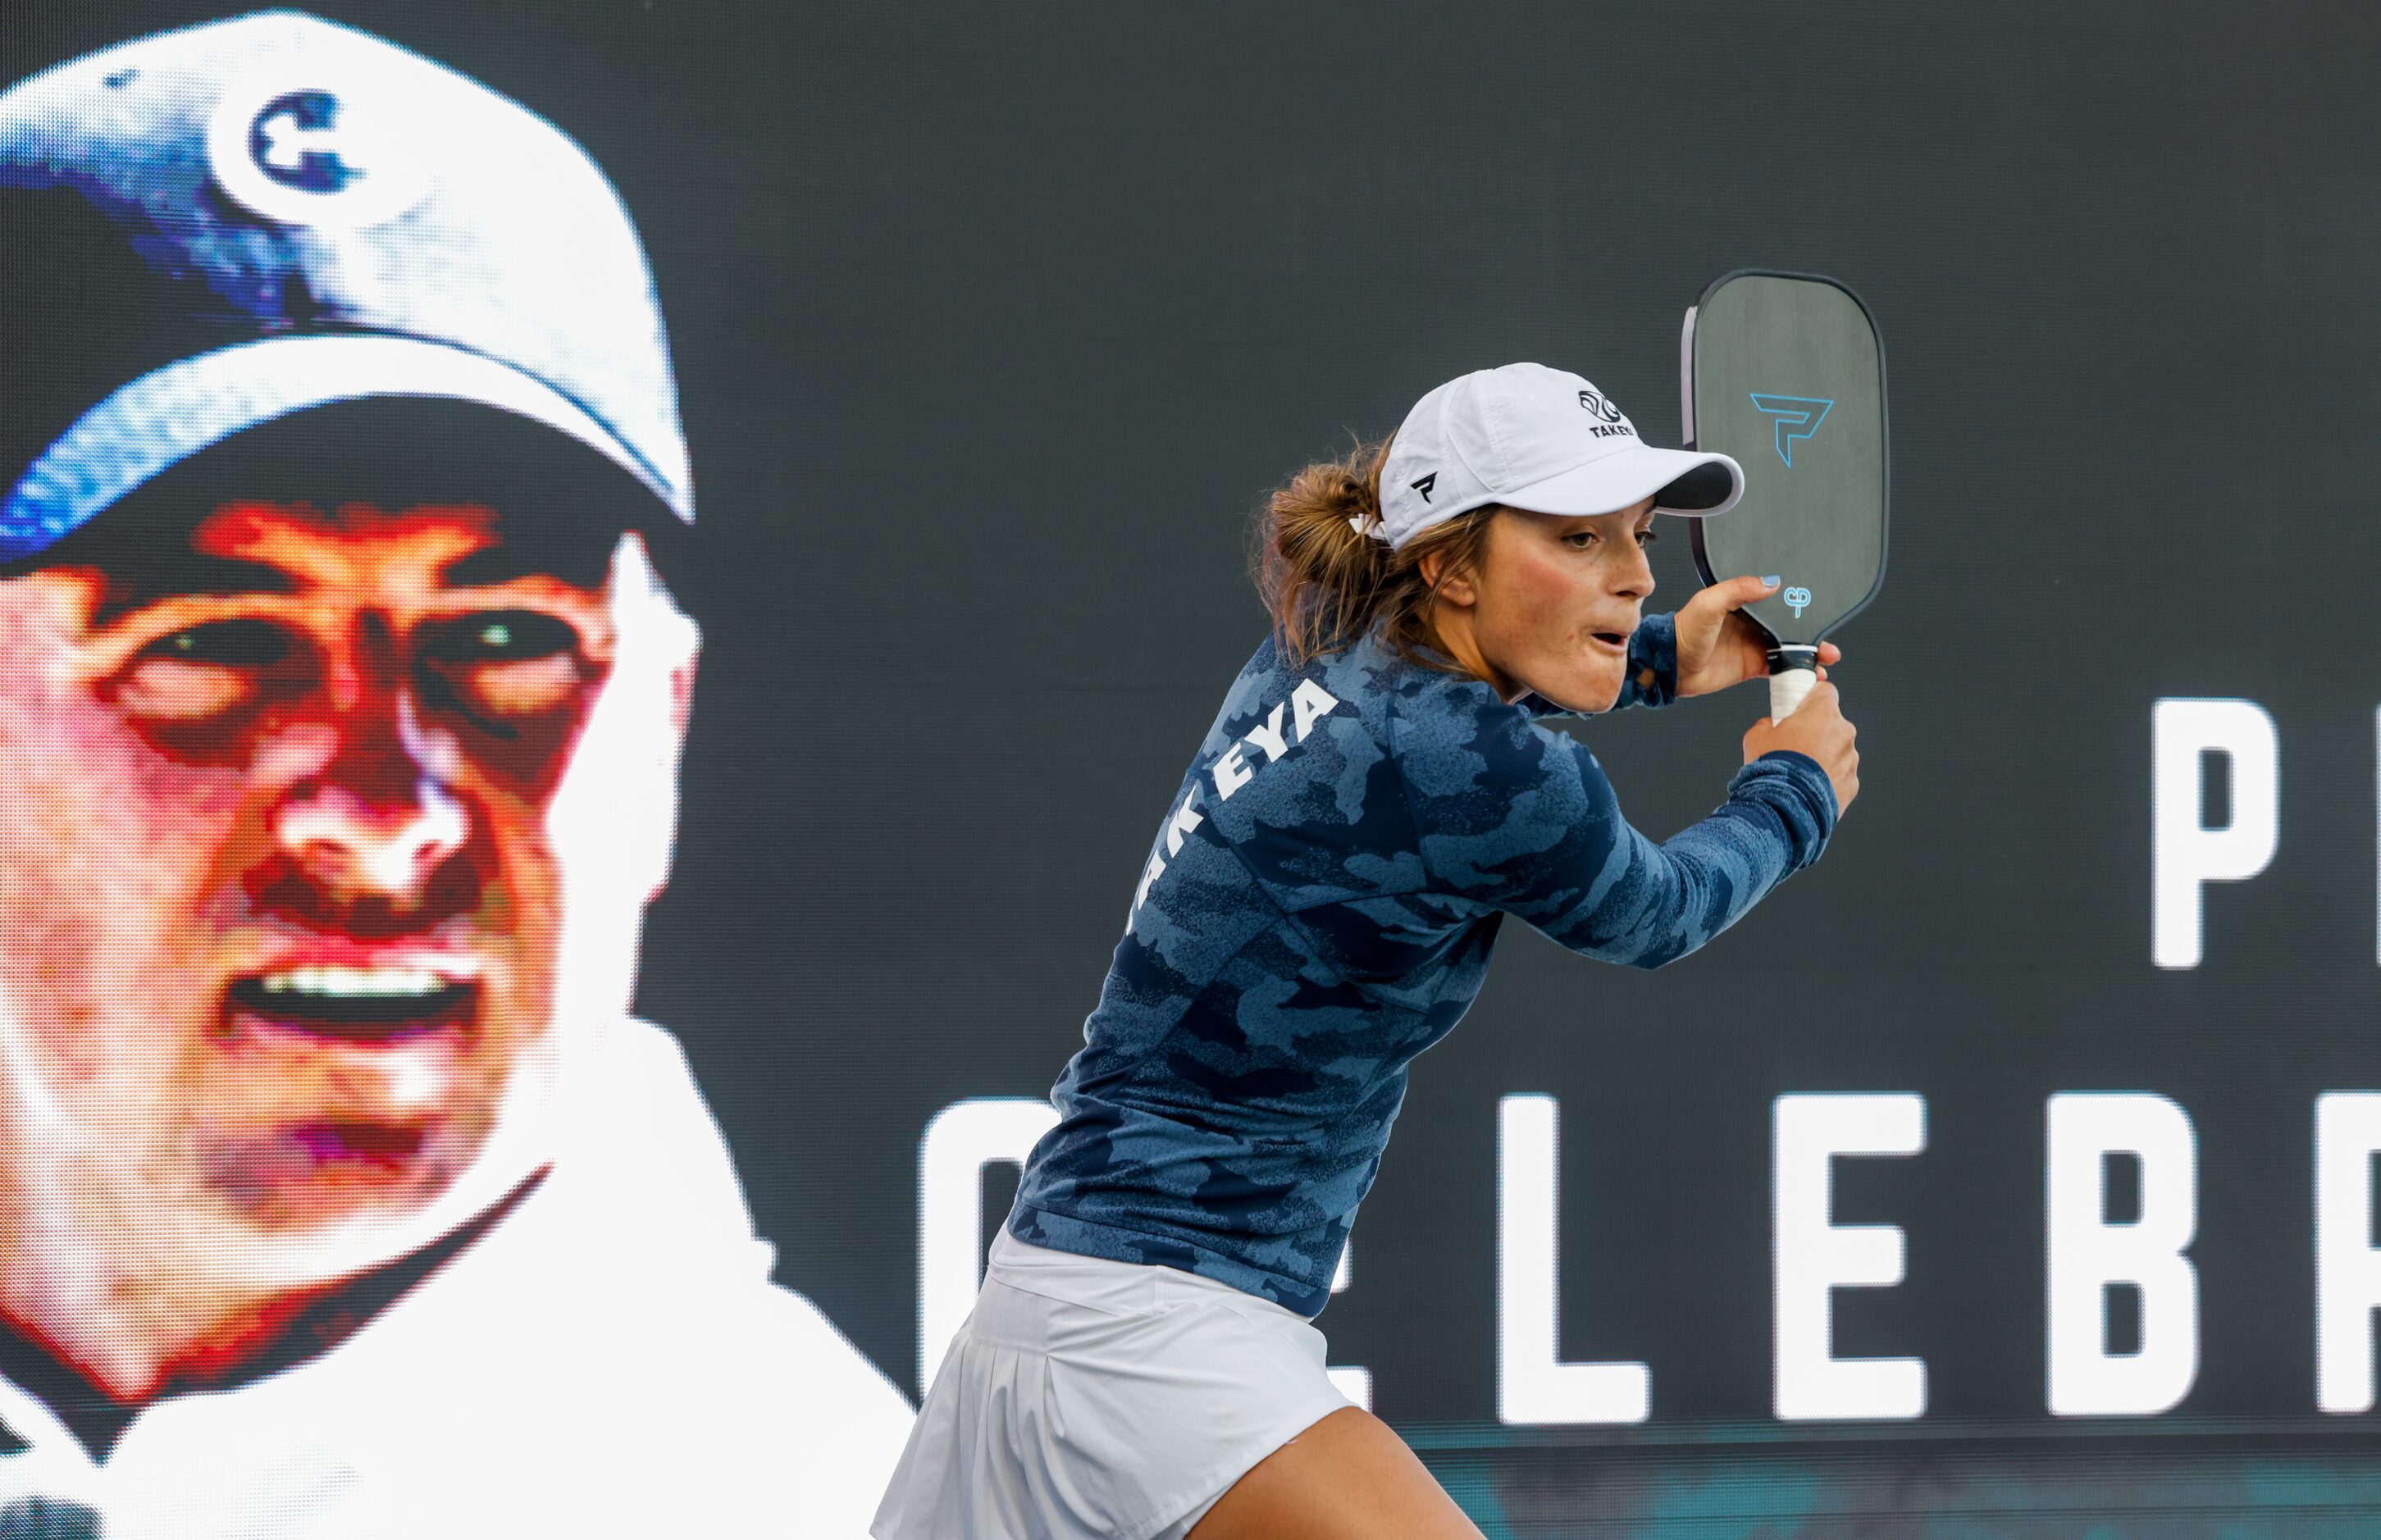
[1577,387,1635,440]
[207,66,434,230]
[1410,472,1436,504]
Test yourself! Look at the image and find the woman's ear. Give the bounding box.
[1420,549,1479,608]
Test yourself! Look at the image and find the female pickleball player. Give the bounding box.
[874,362,1859,1540]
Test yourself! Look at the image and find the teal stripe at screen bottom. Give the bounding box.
[1407,1424,2381,1538]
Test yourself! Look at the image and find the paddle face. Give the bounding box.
[1683,271,1888,649]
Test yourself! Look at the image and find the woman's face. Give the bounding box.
[1434,498,1658,713]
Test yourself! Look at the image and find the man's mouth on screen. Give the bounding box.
[223,959,481,1046]
[208,953,495,1205]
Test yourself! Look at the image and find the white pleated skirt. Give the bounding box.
[873,1228,1353,1540]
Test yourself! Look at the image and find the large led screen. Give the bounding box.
[2,2,2379,1535]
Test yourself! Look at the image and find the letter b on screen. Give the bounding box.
[2046,1092,2200,1416]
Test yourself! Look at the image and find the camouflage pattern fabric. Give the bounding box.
[1010,615,1837,1316]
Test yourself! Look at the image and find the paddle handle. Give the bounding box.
[1767,645,1820,721]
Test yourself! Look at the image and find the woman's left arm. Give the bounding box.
[1400,695,1836,970]
[1609,613,1679,711]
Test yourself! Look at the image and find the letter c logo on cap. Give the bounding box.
[208,66,434,230]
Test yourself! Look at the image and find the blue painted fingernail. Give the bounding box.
[1762,575,1781,586]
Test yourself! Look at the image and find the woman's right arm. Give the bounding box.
[1398,687,1845,970]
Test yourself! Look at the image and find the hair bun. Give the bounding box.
[1252,436,1496,667]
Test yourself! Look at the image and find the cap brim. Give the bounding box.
[0,335,691,563]
[1499,444,1745,521]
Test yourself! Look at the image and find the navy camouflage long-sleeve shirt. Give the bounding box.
[1010,616,1837,1316]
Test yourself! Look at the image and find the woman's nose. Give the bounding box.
[1616,544,1656,601]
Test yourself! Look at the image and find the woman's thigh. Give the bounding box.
[1186,1407,1486,1540]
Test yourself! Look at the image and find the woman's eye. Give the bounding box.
[1565,532,1597,549]
[1635,529,1660,548]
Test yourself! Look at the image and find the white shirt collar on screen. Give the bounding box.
[0,1018,911,1538]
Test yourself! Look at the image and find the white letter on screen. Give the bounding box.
[2317,1092,2381,1413]
[2045,1092,2200,1416]
[2151,698,2278,969]
[1496,1094,1649,1424]
[918,1097,1060,1393]
[1773,1093,1928,1420]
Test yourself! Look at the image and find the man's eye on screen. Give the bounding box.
[418,609,591,718]
[115,618,301,721]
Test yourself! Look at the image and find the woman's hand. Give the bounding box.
[1742,678,1859,813]
[1673,575,1841,699]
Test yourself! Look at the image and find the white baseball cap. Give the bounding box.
[1371,362,1743,549]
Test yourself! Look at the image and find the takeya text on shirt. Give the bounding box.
[1129,677,1343,927]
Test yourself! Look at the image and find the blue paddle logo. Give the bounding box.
[1749,394,1834,467]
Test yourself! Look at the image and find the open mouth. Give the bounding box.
[1590,630,1630,649]
[226,965,479,1042]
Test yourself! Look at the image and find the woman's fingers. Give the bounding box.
[1713,574,1781,611]
[1711,587,1844,658]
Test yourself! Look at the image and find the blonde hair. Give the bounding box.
[1251,436,1497,667]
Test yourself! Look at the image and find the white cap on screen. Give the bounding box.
[0,11,692,562]
[1372,362,1744,549]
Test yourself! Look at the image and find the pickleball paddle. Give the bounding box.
[1681,271,1888,719]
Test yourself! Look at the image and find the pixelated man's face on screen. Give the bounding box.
[0,494,696,1311]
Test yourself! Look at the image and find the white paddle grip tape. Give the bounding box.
[1769,666,1817,722]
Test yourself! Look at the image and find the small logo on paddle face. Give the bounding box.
[1749,394,1834,467]
[1783,585,1813,618]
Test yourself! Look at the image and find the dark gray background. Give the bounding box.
[16,2,2381,1527]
